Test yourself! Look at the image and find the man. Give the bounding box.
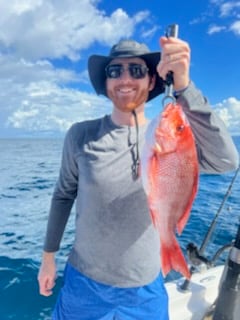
[38,36,239,320]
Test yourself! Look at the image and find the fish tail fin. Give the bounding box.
[161,237,191,279]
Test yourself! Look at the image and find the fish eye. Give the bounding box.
[176,124,185,132]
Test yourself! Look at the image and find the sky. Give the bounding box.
[0,0,240,138]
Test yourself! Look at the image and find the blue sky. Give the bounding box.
[0,0,240,138]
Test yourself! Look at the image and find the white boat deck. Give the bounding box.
[166,265,224,320]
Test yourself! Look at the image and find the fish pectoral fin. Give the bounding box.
[152,143,176,155]
[154,142,162,153]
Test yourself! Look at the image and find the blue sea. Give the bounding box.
[0,137,240,320]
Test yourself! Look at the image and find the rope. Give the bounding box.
[131,110,140,180]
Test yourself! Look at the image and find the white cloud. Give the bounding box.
[141,25,160,39]
[1,1,239,138]
[196,1,240,36]
[0,54,82,121]
[208,24,226,34]
[7,81,111,133]
[219,1,240,17]
[0,0,154,137]
[0,55,79,87]
[230,20,240,35]
[0,0,150,61]
[213,97,240,135]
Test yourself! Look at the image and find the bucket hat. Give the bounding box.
[88,40,165,102]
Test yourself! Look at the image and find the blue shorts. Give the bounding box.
[52,263,169,320]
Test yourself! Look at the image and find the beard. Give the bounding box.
[107,86,150,112]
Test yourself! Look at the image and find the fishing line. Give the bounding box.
[199,163,240,256]
[180,163,240,291]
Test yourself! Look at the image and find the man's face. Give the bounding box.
[106,57,155,112]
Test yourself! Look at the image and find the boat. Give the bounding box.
[166,264,224,320]
[166,165,240,320]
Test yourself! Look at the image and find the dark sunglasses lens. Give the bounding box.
[105,65,122,78]
[105,64,148,79]
[129,65,148,79]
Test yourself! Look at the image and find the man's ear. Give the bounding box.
[149,75,156,91]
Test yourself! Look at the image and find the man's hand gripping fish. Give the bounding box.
[141,102,199,279]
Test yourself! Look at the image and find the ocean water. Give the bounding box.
[0,136,240,320]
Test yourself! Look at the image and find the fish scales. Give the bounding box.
[141,102,199,279]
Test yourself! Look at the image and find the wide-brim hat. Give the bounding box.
[88,40,165,102]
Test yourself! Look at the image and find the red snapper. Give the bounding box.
[141,102,199,279]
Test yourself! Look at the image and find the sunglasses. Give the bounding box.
[105,63,149,79]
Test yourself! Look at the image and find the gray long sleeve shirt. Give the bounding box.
[44,82,239,287]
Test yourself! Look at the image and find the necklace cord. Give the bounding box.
[131,110,140,179]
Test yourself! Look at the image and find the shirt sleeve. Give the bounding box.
[177,82,239,173]
[44,124,79,252]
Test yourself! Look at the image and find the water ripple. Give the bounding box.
[0,256,62,320]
